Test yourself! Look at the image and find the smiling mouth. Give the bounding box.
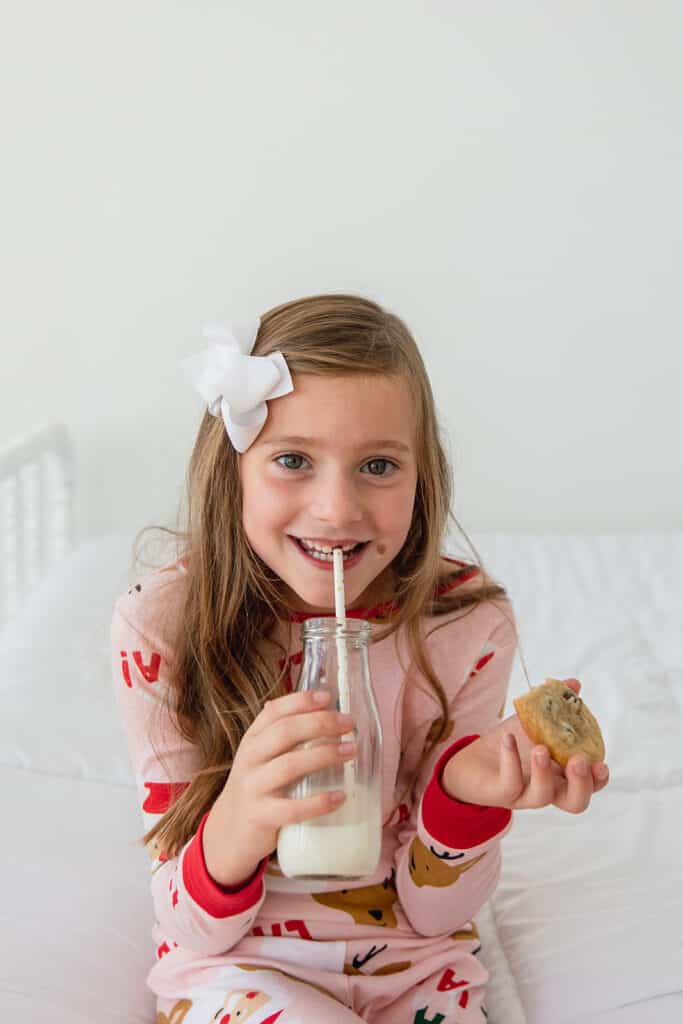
[290,537,369,564]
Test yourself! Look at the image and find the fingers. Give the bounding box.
[245,691,354,765]
[524,745,558,807]
[554,755,597,813]
[269,788,348,827]
[591,761,610,791]
[525,749,609,813]
[254,710,355,765]
[249,690,332,738]
[252,737,356,795]
[498,735,564,809]
[498,733,525,804]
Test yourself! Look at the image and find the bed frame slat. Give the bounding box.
[0,424,75,626]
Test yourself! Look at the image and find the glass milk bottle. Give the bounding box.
[277,617,383,881]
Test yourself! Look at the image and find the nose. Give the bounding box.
[308,469,364,528]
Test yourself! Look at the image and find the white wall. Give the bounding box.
[2,1,681,539]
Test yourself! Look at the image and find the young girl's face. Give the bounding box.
[239,372,418,613]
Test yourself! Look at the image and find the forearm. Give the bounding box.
[442,746,477,804]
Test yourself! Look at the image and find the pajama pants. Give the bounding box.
[154,938,489,1024]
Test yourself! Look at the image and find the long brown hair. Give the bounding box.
[138,293,509,858]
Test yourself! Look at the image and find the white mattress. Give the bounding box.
[2,531,682,1022]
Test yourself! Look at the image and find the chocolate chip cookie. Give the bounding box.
[513,678,605,767]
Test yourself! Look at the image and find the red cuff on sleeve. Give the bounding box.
[181,812,267,918]
[421,734,512,850]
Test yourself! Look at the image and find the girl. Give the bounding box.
[111,294,609,1024]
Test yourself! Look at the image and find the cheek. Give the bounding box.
[239,462,270,543]
[374,481,416,546]
[242,472,295,536]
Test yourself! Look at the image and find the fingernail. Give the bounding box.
[596,763,609,781]
[535,749,550,766]
[574,759,588,777]
[330,790,346,804]
[312,691,329,704]
[338,741,356,756]
[503,733,515,751]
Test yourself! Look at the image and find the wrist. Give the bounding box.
[182,812,267,918]
[440,735,481,804]
[442,755,469,804]
[203,794,264,888]
[422,735,512,850]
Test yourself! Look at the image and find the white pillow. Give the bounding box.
[468,530,683,790]
[0,534,140,784]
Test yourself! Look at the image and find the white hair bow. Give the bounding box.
[181,321,294,452]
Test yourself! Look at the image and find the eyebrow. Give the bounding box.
[260,435,412,454]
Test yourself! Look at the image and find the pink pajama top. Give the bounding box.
[110,557,515,999]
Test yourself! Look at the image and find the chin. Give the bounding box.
[297,589,337,612]
[286,580,363,615]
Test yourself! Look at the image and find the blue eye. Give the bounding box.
[362,459,396,476]
[276,453,309,471]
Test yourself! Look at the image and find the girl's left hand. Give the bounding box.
[442,679,610,813]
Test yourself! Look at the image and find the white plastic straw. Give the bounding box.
[333,547,355,791]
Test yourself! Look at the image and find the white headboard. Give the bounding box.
[0,423,76,626]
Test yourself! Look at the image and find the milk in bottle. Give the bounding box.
[276,617,383,880]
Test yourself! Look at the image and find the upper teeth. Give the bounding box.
[300,539,357,555]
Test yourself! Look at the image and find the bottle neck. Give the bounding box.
[301,617,371,647]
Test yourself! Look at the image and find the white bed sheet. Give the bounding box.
[2,530,682,1023]
[1,765,155,1024]
[469,531,683,1023]
[1,761,523,1024]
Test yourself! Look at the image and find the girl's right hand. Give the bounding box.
[202,689,355,887]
